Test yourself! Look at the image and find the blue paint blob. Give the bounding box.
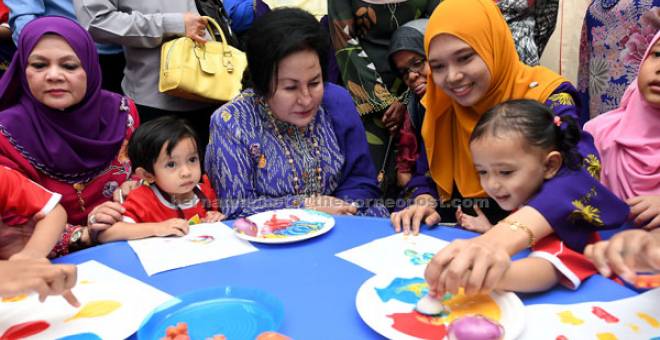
[375,277,428,304]
[57,332,102,340]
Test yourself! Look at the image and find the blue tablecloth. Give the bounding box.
[53,216,637,339]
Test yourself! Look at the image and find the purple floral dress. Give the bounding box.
[578,0,660,120]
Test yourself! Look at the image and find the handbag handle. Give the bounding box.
[200,16,236,73]
[202,16,228,46]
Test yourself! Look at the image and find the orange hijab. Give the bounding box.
[420,0,567,202]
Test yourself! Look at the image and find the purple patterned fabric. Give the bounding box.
[205,82,388,218]
[0,16,127,183]
[578,0,660,119]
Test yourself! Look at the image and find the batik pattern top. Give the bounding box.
[205,84,389,218]
[497,0,559,66]
[328,0,440,116]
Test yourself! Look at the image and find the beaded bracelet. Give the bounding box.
[503,219,536,248]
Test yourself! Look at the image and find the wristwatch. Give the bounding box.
[69,227,87,252]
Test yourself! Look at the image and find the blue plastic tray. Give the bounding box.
[138,286,284,339]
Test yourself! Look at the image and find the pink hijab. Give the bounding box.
[584,31,660,201]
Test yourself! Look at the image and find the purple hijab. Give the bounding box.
[0,16,127,183]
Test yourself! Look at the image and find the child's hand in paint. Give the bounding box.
[152,218,189,237]
[0,259,79,307]
[584,229,660,283]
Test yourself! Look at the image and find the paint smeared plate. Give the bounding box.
[233,209,335,244]
[138,286,284,340]
[355,273,525,340]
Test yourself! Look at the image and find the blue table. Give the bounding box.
[54,216,638,339]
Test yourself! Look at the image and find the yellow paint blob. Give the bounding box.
[557,311,584,325]
[1,294,27,302]
[441,289,501,324]
[627,323,639,333]
[65,300,121,322]
[637,312,660,328]
[398,283,427,297]
[188,215,201,225]
[79,280,93,285]
[596,333,617,340]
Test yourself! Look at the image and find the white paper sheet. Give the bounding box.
[520,287,660,339]
[335,233,449,275]
[0,260,172,340]
[128,222,258,276]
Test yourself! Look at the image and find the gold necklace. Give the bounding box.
[263,103,323,195]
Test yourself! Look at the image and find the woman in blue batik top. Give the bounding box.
[205,8,389,219]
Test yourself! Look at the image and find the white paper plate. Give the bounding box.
[233,209,335,244]
[355,273,525,340]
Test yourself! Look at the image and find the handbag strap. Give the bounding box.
[200,16,239,74]
[202,16,227,46]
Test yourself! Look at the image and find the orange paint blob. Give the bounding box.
[596,332,618,340]
[557,311,584,325]
[637,312,660,328]
[256,331,291,340]
[1,294,28,303]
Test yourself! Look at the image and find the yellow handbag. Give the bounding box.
[159,16,246,102]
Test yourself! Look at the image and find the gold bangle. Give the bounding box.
[503,219,536,248]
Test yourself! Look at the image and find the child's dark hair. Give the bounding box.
[127,116,199,174]
[242,7,329,97]
[470,99,582,169]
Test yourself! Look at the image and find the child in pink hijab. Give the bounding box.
[584,31,660,230]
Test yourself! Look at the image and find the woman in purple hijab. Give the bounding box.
[0,16,140,257]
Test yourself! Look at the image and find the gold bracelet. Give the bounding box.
[503,219,536,248]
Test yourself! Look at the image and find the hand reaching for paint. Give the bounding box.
[152,218,189,237]
[0,259,79,307]
[202,211,226,223]
[584,229,660,283]
[425,237,511,296]
[456,206,493,233]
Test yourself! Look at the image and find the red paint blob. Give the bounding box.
[388,311,447,340]
[556,336,569,340]
[592,306,619,323]
[1,320,50,339]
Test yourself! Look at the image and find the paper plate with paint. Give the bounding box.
[355,273,525,340]
[233,209,335,244]
[138,286,284,340]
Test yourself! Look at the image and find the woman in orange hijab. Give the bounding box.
[391,0,622,295]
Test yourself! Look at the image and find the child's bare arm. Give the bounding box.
[97,218,189,243]
[496,257,560,293]
[11,205,67,259]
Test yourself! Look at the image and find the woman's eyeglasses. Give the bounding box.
[399,57,426,81]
